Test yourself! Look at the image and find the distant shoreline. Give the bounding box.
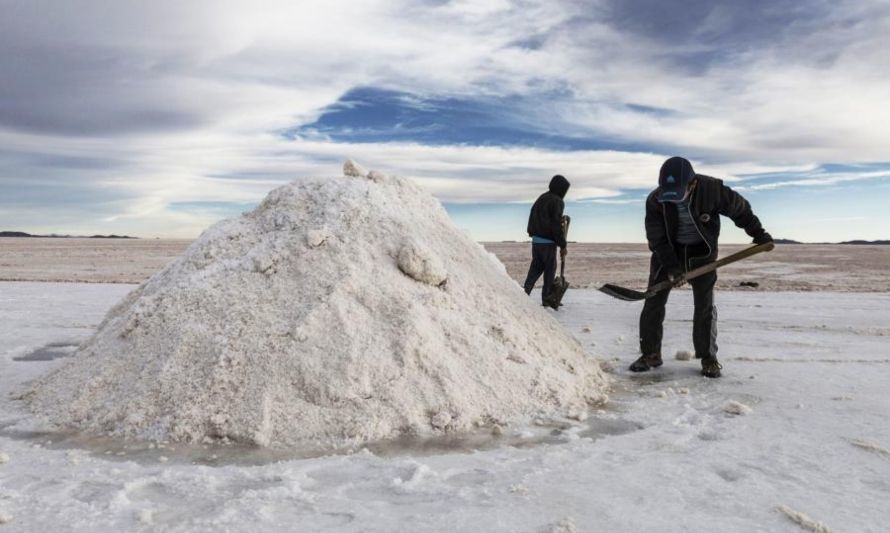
[0,231,137,239]
[2,231,888,245]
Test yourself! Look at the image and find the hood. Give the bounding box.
[548,174,570,199]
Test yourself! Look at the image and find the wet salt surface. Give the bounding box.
[4,283,890,532]
[13,342,79,362]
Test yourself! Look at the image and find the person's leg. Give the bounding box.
[541,244,557,303]
[633,256,672,371]
[690,270,718,360]
[523,244,546,295]
[639,285,671,356]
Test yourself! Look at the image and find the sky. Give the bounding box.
[1,0,889,243]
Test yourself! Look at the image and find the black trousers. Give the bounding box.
[523,243,557,303]
[639,244,718,359]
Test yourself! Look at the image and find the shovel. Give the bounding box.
[599,241,775,301]
[543,215,571,309]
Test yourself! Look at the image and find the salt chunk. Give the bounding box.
[306,229,327,248]
[343,159,367,177]
[252,254,274,273]
[675,350,693,361]
[397,239,447,286]
[506,353,527,364]
[509,483,528,495]
[548,517,580,533]
[431,411,452,429]
[722,400,752,416]
[367,170,387,182]
[566,406,588,421]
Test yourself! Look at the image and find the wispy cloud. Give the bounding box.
[735,167,890,191]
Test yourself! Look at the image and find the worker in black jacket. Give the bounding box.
[630,157,772,378]
[523,175,570,306]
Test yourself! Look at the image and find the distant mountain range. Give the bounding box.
[0,231,136,239]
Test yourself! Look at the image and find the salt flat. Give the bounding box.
[3,238,890,292]
[1,282,888,532]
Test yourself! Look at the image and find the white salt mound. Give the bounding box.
[26,167,608,448]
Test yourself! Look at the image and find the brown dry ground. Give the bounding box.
[487,242,890,292]
[1,237,888,291]
[0,238,191,283]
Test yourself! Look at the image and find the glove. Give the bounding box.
[753,231,773,245]
[666,266,685,287]
[560,247,567,259]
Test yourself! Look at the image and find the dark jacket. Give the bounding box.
[645,174,765,270]
[527,175,570,247]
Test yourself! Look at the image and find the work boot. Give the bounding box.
[629,353,663,372]
[700,357,722,378]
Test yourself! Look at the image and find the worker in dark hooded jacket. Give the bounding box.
[523,175,570,306]
[631,157,772,378]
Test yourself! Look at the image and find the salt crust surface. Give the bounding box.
[26,165,608,448]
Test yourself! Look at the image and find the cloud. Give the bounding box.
[736,167,890,191]
[1,0,889,238]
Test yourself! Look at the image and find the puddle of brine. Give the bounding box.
[13,342,80,361]
[0,407,644,467]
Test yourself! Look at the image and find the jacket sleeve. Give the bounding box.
[718,183,766,239]
[552,198,567,248]
[645,194,680,269]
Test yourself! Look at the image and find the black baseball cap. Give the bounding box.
[657,156,696,203]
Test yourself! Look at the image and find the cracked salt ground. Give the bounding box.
[3,283,890,531]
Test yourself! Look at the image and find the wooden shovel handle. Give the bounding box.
[648,242,775,294]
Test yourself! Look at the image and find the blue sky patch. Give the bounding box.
[287,87,661,152]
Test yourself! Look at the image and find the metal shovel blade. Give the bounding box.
[598,283,647,301]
